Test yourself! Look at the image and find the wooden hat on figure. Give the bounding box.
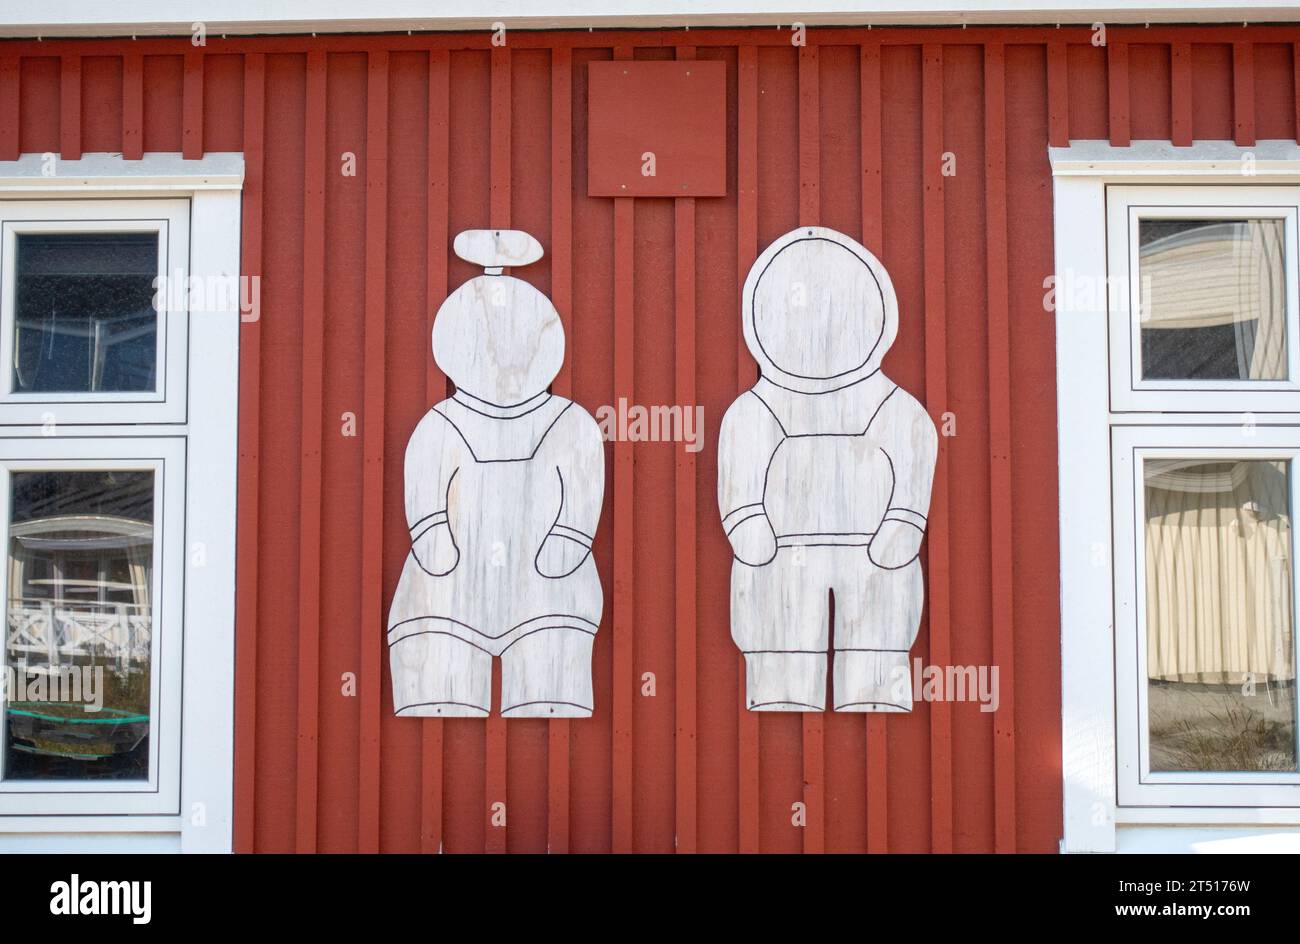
[387,229,606,718]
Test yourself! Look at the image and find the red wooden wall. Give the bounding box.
[3,25,1297,853]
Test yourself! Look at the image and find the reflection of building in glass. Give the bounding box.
[4,470,153,780]
[14,232,158,393]
[1139,219,1286,381]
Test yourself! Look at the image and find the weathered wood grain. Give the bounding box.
[718,226,938,713]
[388,230,605,720]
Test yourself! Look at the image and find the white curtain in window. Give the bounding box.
[1145,459,1294,683]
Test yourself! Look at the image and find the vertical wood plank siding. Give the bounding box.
[422,47,451,855]
[547,45,574,854]
[232,51,265,855]
[6,24,1296,852]
[734,42,761,854]
[295,49,326,853]
[673,41,699,854]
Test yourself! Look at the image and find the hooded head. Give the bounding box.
[432,230,564,407]
[742,226,898,393]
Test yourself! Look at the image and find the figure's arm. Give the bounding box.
[405,410,463,576]
[869,392,938,569]
[717,392,785,566]
[536,405,606,578]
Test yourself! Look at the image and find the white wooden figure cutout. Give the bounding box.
[387,229,605,718]
[718,226,938,713]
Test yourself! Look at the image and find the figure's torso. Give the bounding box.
[392,393,603,638]
[753,374,898,544]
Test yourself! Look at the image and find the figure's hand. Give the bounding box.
[728,513,778,567]
[868,519,924,569]
[411,522,459,576]
[536,533,591,578]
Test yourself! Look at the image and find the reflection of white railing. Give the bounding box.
[5,598,151,673]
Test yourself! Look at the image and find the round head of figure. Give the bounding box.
[743,227,898,393]
[431,230,564,407]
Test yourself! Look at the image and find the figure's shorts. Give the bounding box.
[388,615,598,718]
[730,544,922,712]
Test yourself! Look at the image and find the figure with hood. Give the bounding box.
[387,229,605,719]
[718,226,937,712]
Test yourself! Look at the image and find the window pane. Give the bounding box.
[13,232,159,393]
[1145,458,1297,772]
[4,470,154,781]
[1138,218,1287,381]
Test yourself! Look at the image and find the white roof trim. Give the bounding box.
[2,1,1299,37]
[0,153,245,192]
[1050,140,1300,178]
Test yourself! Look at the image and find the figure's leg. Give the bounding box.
[732,547,829,712]
[832,557,923,712]
[499,626,596,718]
[390,629,492,717]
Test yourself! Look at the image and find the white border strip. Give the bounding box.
[1053,169,1117,854]
[1117,826,1300,853]
[179,187,240,853]
[0,153,245,193]
[1051,140,1300,178]
[2,1,1299,37]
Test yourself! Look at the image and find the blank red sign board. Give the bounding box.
[587,60,727,198]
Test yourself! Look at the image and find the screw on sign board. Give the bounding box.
[719,227,938,713]
[586,60,727,198]
[386,229,606,719]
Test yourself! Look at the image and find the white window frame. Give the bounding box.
[1107,185,1300,413]
[0,153,242,853]
[0,199,190,424]
[1113,425,1300,807]
[0,438,184,814]
[1054,140,1300,854]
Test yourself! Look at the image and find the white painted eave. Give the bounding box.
[1050,140,1300,178]
[0,153,245,192]
[1,1,1299,39]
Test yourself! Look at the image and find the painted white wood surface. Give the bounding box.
[387,229,604,718]
[452,228,544,272]
[718,226,937,713]
[1051,170,1120,853]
